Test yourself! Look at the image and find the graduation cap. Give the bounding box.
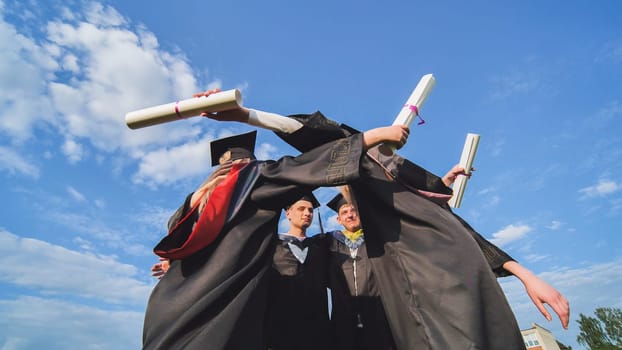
[210,130,257,166]
[327,193,349,213]
[285,192,321,210]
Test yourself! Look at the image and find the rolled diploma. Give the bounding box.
[448,133,480,208]
[379,74,436,154]
[392,74,436,127]
[125,89,242,129]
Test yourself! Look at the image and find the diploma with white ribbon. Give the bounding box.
[448,133,480,208]
[125,89,242,129]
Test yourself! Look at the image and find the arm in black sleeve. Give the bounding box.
[450,210,516,277]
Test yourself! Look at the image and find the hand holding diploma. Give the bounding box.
[381,74,435,153]
[442,164,473,187]
[125,88,243,129]
[392,74,436,127]
[448,133,480,208]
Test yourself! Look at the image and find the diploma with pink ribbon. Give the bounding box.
[392,74,436,127]
[125,89,242,129]
[382,74,435,153]
[448,133,480,208]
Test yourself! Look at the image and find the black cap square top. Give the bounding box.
[210,130,257,166]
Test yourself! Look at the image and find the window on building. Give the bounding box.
[523,333,540,348]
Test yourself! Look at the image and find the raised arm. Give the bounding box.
[194,89,302,133]
[362,125,409,150]
[442,164,472,187]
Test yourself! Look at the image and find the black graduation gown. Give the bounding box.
[142,135,366,350]
[265,234,332,350]
[275,111,515,277]
[349,146,525,349]
[276,112,525,350]
[327,231,395,350]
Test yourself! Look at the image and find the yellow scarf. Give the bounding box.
[342,229,364,242]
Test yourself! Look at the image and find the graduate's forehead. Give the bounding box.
[289,200,314,210]
[338,204,357,214]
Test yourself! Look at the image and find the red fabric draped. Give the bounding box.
[155,163,246,259]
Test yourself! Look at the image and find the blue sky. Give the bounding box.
[1,0,621,348]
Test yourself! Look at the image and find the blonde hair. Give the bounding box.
[219,150,232,165]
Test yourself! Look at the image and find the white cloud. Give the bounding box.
[489,71,540,100]
[485,195,500,207]
[0,9,58,141]
[61,138,85,163]
[42,14,202,152]
[489,224,532,247]
[45,210,152,256]
[0,227,152,347]
[130,204,177,233]
[0,296,143,350]
[132,135,213,187]
[1,1,223,186]
[16,185,156,256]
[523,254,550,263]
[256,142,279,161]
[66,186,86,202]
[73,236,95,251]
[579,179,620,198]
[591,101,622,130]
[595,41,622,64]
[546,220,563,230]
[490,138,505,157]
[94,198,106,209]
[61,52,79,73]
[83,2,126,27]
[0,146,39,178]
[0,229,152,305]
[477,187,495,195]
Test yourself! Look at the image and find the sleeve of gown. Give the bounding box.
[274,111,353,153]
[167,193,195,230]
[154,193,197,259]
[450,210,516,277]
[393,157,454,196]
[367,148,516,277]
[248,109,303,133]
[252,133,366,207]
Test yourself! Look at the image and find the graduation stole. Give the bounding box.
[278,234,308,263]
[342,229,365,250]
[155,162,250,260]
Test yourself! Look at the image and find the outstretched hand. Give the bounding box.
[523,274,570,329]
[193,88,250,122]
[503,261,570,329]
